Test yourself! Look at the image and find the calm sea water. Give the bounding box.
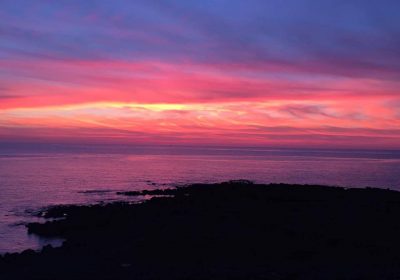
[1,144,400,254]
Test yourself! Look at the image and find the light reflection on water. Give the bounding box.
[0,147,400,253]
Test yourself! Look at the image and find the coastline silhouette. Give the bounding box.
[2,181,400,279]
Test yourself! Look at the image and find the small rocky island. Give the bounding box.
[1,181,400,279]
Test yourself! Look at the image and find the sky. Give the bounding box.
[0,0,399,149]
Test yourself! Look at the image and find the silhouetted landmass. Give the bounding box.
[2,181,400,279]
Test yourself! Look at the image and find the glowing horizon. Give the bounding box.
[1,1,400,149]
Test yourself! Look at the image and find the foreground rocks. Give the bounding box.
[1,181,400,279]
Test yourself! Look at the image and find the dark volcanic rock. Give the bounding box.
[116,188,176,196]
[2,181,400,279]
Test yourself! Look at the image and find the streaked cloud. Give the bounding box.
[0,0,399,148]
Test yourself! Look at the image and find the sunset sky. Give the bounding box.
[0,0,399,149]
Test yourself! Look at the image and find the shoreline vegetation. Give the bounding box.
[2,180,400,279]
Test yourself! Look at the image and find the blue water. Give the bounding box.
[1,144,400,254]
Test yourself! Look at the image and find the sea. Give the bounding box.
[1,143,400,254]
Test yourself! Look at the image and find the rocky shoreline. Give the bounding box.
[1,181,400,279]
